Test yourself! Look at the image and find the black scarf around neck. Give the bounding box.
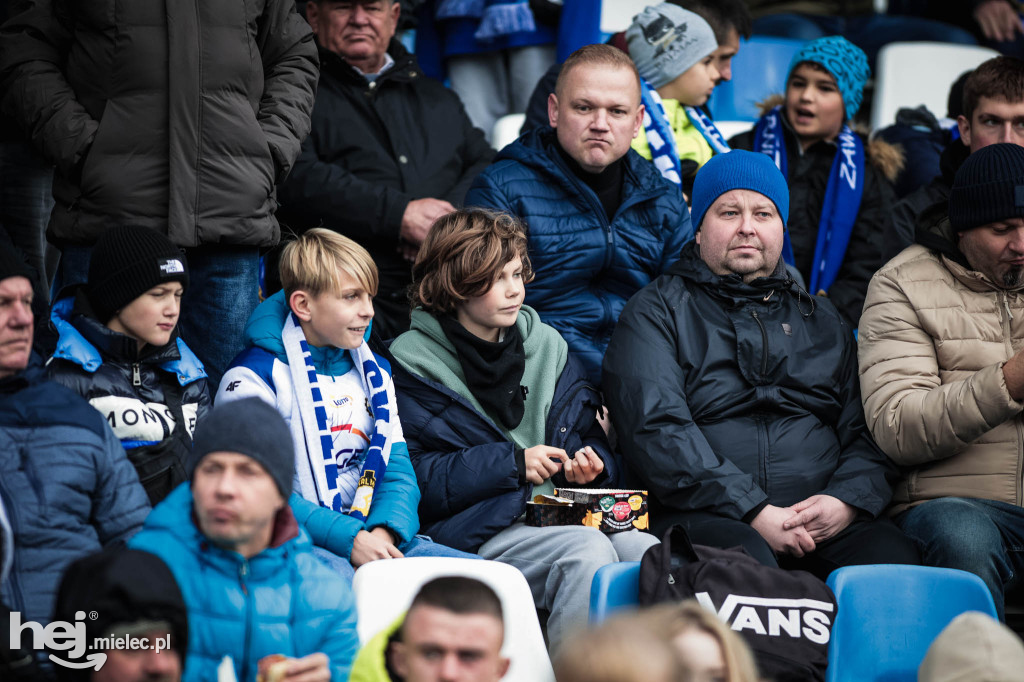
[439,315,526,429]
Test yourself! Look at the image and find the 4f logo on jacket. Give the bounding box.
[695,592,833,644]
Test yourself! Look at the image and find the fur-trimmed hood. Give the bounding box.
[753,94,905,183]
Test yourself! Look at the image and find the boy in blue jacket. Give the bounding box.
[217,228,470,579]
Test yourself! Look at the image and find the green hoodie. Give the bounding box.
[390,305,568,497]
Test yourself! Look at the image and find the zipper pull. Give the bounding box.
[132,363,141,386]
[239,561,249,595]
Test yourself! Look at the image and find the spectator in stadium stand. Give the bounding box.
[0,0,319,389]
[859,143,1024,620]
[279,0,494,339]
[465,44,692,387]
[604,150,919,580]
[130,397,358,681]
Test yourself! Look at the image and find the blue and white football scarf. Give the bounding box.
[283,312,395,520]
[641,79,730,186]
[753,105,864,296]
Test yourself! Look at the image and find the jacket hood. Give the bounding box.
[50,291,206,384]
[754,95,905,181]
[242,291,372,376]
[669,241,814,315]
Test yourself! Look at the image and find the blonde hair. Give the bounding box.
[279,228,378,299]
[553,615,684,682]
[644,601,761,682]
[410,208,533,315]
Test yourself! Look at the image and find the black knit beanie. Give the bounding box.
[949,143,1024,232]
[0,244,35,284]
[87,226,189,323]
[188,397,294,498]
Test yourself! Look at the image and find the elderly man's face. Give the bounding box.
[307,0,399,74]
[958,217,1024,288]
[92,629,181,682]
[0,276,33,379]
[192,452,285,560]
[390,605,509,682]
[547,63,644,174]
[696,189,784,282]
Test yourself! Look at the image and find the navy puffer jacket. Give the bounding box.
[0,356,149,627]
[465,128,692,386]
[391,353,616,553]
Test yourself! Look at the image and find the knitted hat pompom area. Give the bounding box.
[786,36,870,122]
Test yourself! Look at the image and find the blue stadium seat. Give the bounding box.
[826,564,998,682]
[709,36,808,122]
[590,561,641,623]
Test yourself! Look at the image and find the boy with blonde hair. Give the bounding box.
[218,228,470,580]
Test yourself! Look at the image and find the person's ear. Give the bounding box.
[497,656,511,679]
[306,1,320,32]
[547,93,560,129]
[289,290,314,322]
[388,641,409,679]
[633,104,645,139]
[957,114,972,149]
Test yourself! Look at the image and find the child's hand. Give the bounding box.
[564,446,604,485]
[523,445,568,484]
[350,528,403,567]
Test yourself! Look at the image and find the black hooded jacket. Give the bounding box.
[603,242,898,522]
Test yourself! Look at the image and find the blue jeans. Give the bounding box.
[56,243,258,389]
[896,497,1024,620]
[752,13,977,70]
[312,535,480,583]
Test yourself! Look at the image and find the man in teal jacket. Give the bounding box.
[131,397,358,682]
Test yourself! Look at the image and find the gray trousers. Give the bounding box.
[447,45,556,144]
[477,523,658,652]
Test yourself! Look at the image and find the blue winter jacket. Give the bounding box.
[391,350,617,552]
[0,355,149,627]
[465,127,692,386]
[221,292,421,559]
[131,484,359,682]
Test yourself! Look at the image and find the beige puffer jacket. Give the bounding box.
[858,215,1024,514]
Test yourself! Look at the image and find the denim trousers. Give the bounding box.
[896,497,1024,620]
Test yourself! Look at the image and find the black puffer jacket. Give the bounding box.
[47,293,211,504]
[730,117,899,327]
[278,41,494,336]
[603,242,897,523]
[0,0,318,248]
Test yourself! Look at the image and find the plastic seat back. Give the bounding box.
[709,36,808,122]
[351,557,555,682]
[590,561,642,623]
[825,564,998,682]
[870,42,999,130]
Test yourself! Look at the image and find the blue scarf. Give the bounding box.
[640,79,683,186]
[753,106,864,296]
[436,0,535,41]
[684,105,732,155]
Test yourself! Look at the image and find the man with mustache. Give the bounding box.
[604,150,919,579]
[860,142,1024,619]
[466,44,691,387]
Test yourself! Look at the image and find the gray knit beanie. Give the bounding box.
[626,4,717,89]
[188,398,294,498]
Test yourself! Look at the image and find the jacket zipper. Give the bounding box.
[132,363,141,386]
[750,310,769,378]
[239,559,253,682]
[756,417,770,495]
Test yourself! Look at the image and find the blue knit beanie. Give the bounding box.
[690,150,790,230]
[787,36,869,122]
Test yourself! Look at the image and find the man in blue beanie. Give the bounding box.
[130,397,358,681]
[604,150,919,579]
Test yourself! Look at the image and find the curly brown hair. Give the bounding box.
[410,208,533,315]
